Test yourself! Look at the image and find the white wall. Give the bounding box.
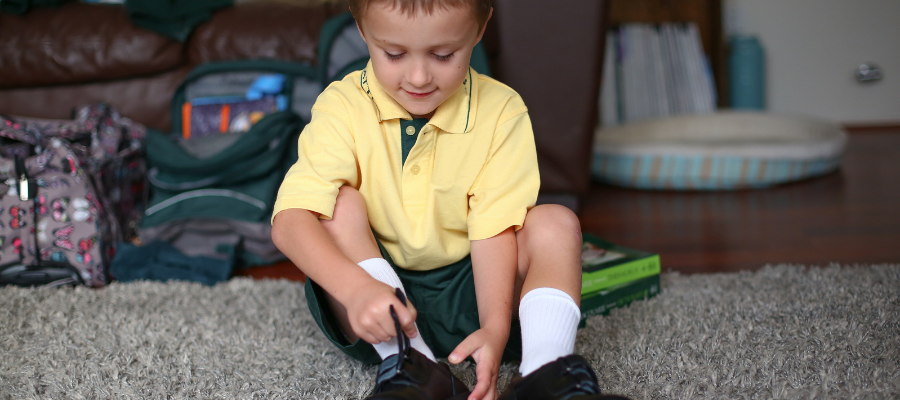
[724,0,900,124]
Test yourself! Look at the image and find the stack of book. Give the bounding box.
[600,23,717,127]
[579,233,661,325]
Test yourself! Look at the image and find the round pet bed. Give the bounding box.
[591,112,848,190]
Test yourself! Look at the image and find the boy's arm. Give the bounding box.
[271,208,418,343]
[449,227,518,400]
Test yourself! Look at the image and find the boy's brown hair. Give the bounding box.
[350,0,492,30]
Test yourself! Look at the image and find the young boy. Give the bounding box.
[272,1,628,399]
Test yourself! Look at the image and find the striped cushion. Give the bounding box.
[591,112,848,190]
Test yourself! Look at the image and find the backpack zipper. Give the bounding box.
[14,156,30,201]
[144,189,267,216]
[15,155,44,267]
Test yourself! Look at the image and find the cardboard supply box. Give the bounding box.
[579,233,661,324]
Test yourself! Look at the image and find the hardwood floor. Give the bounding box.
[581,131,900,273]
[238,130,900,280]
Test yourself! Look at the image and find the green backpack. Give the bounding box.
[139,60,315,266]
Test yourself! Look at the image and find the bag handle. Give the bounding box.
[1,116,44,147]
[1,104,145,167]
[0,261,85,287]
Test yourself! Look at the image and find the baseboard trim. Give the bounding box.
[843,123,900,134]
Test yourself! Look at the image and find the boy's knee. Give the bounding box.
[526,204,581,233]
[521,204,582,248]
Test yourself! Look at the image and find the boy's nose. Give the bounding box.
[406,62,431,88]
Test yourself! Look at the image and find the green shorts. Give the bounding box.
[304,240,522,365]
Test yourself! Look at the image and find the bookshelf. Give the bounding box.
[608,0,726,108]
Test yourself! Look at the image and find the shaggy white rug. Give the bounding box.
[2,264,898,399]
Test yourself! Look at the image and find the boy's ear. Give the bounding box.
[476,7,493,43]
[356,21,368,44]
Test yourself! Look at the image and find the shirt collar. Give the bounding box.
[357,61,477,134]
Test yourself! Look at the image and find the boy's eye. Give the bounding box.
[385,51,404,61]
[433,53,454,61]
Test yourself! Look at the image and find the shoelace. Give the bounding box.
[376,291,465,398]
[373,289,415,391]
[389,288,412,367]
[560,362,602,397]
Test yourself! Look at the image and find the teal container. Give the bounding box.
[729,36,765,109]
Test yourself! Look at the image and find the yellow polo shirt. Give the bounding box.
[273,62,539,271]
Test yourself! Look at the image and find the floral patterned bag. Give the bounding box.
[0,104,145,287]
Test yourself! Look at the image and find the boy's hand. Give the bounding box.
[448,327,508,400]
[343,280,418,344]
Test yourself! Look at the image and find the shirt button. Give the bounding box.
[405,126,416,135]
[411,164,421,175]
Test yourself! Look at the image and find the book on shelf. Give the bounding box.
[579,233,661,324]
[646,24,670,119]
[599,22,717,127]
[600,33,619,127]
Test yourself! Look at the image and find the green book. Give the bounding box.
[580,233,661,294]
[579,274,661,326]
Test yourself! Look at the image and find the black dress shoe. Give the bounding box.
[365,290,470,400]
[498,355,632,400]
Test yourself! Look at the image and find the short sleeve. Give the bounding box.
[466,108,540,240]
[272,97,359,222]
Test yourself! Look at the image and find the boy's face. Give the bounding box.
[358,2,488,119]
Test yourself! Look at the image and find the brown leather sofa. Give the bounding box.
[0,0,608,212]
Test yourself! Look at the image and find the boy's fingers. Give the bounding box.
[384,299,418,339]
[379,310,404,340]
[383,295,417,339]
[359,325,391,344]
[366,304,405,343]
[372,319,395,343]
[357,314,392,343]
[469,378,488,400]
[487,379,498,400]
[469,362,497,400]
[403,324,418,338]
[401,301,419,338]
[405,300,418,322]
[448,335,478,364]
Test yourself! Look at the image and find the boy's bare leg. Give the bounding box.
[513,204,584,375]
[513,204,583,307]
[319,185,383,342]
[320,186,436,361]
[320,186,383,265]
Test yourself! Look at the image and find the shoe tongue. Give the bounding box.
[375,354,402,383]
[374,352,428,394]
[558,367,601,398]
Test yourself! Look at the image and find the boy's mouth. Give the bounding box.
[405,89,436,98]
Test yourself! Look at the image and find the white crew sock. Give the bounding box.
[517,287,581,376]
[357,258,436,362]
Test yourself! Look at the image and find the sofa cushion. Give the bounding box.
[0,2,184,88]
[591,112,849,190]
[188,2,347,65]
